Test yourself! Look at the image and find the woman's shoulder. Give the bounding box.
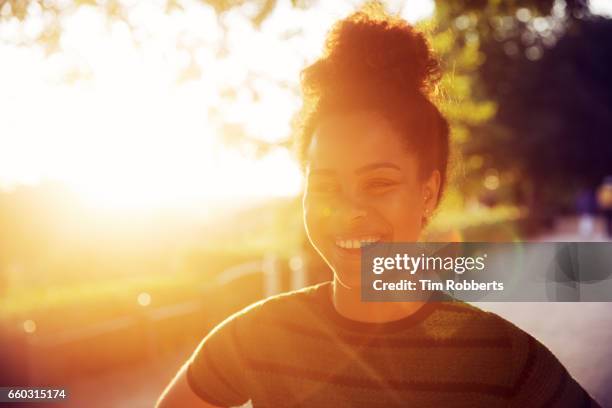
[428,297,516,333]
[427,300,554,362]
[480,311,600,406]
[436,301,549,349]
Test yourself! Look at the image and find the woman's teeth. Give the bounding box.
[335,237,381,249]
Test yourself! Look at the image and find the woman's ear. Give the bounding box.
[422,170,441,217]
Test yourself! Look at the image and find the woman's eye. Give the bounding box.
[363,180,397,192]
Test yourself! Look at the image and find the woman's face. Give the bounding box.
[302,110,440,288]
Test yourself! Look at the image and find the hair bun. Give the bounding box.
[297,3,450,203]
[309,3,440,97]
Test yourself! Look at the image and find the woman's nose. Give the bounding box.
[337,193,368,223]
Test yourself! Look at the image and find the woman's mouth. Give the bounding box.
[334,235,382,252]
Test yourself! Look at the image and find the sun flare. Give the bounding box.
[0,0,434,211]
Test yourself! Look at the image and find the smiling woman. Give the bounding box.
[302,109,441,288]
[157,3,601,407]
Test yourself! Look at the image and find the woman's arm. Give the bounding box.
[156,362,224,408]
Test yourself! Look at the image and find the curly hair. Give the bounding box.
[296,2,450,202]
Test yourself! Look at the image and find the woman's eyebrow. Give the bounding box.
[355,162,402,174]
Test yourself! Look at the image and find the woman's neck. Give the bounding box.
[331,277,426,323]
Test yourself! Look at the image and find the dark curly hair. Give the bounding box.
[296,2,450,203]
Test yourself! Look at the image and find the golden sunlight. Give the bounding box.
[0,0,434,210]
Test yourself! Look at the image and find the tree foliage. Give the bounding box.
[2,0,609,220]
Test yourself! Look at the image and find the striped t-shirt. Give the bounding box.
[187,281,600,407]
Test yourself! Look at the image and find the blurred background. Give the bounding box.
[1,0,612,406]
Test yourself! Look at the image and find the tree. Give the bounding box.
[3,0,608,228]
[480,13,612,218]
[432,0,612,227]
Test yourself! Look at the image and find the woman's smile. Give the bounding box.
[332,234,385,259]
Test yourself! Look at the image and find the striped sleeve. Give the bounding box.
[187,312,250,407]
[508,330,601,408]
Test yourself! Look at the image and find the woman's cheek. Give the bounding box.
[374,189,422,241]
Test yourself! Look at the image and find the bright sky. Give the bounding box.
[590,0,612,18]
[0,0,435,210]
